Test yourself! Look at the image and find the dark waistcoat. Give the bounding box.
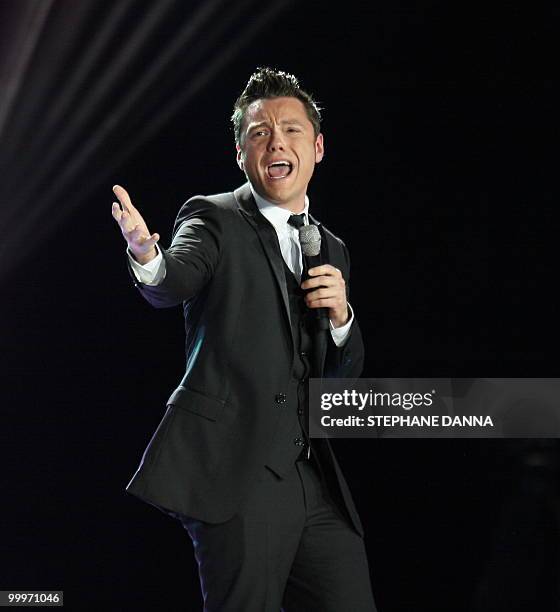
[263,259,315,477]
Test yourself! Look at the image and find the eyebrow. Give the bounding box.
[247,119,305,130]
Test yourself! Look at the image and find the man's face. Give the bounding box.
[236,96,324,212]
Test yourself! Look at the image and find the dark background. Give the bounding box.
[1,1,558,610]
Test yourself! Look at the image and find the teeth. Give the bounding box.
[266,160,293,179]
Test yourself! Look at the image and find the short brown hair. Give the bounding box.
[231,67,322,145]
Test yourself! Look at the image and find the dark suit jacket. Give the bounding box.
[125,182,366,535]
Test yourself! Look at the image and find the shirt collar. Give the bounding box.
[249,183,310,233]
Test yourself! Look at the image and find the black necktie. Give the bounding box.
[287,213,305,230]
[287,214,305,280]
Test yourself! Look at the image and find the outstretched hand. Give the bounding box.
[111,185,160,264]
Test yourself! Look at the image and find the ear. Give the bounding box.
[236,144,244,171]
[314,133,324,164]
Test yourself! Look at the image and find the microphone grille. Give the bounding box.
[299,224,321,257]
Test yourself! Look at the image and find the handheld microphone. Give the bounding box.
[298,224,330,331]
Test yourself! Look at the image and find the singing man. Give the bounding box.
[112,67,377,611]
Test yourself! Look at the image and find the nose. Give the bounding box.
[267,128,285,152]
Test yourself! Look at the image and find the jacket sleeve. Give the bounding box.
[127,197,223,308]
[323,242,365,378]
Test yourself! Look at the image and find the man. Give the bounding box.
[112,67,377,611]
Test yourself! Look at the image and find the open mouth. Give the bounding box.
[266,161,293,179]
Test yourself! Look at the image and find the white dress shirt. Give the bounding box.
[128,185,354,346]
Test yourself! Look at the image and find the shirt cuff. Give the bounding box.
[127,245,166,286]
[329,303,354,347]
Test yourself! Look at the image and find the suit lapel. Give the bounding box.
[234,183,293,337]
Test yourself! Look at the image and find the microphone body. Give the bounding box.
[298,225,330,331]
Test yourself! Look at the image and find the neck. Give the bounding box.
[249,183,308,214]
[276,200,306,214]
[267,191,307,213]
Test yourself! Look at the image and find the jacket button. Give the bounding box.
[275,393,287,403]
[297,408,304,416]
[294,437,304,446]
[300,351,307,357]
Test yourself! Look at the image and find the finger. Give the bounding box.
[302,273,345,291]
[142,233,160,249]
[134,230,160,244]
[305,297,341,309]
[301,275,338,290]
[305,287,339,302]
[127,225,160,248]
[119,210,136,233]
[113,184,134,213]
[111,202,122,222]
[305,285,346,305]
[308,264,340,277]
